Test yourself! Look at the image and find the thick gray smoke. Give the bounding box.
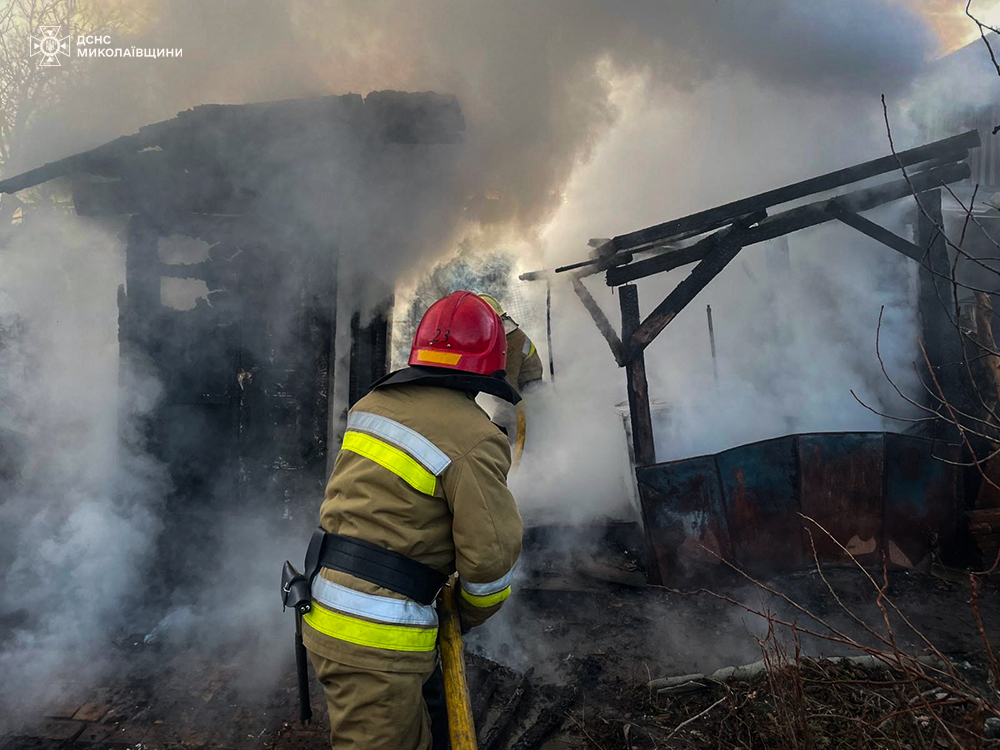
[14,0,935,282]
[513,68,932,520]
[0,0,944,726]
[0,212,166,722]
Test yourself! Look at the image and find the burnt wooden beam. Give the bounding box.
[571,277,624,366]
[0,131,153,194]
[620,285,656,466]
[606,160,971,286]
[626,217,758,358]
[607,230,723,286]
[481,671,530,750]
[519,250,633,282]
[747,161,969,245]
[826,202,924,262]
[349,302,392,406]
[598,129,978,256]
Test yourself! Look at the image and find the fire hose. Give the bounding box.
[438,581,478,749]
[511,402,527,470]
[283,555,478,747]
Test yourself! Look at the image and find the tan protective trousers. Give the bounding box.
[309,652,436,750]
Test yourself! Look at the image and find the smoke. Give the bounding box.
[0,211,167,724]
[16,0,936,270]
[508,64,933,526]
[0,0,959,725]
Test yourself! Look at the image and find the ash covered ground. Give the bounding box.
[3,523,998,750]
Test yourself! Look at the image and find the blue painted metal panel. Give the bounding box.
[636,456,730,585]
[634,431,963,585]
[716,435,803,572]
[884,433,961,568]
[797,433,884,565]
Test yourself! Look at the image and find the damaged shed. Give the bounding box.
[0,91,464,584]
[525,128,983,585]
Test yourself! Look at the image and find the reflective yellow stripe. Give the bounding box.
[460,585,511,608]
[342,431,437,495]
[416,349,462,365]
[304,602,438,652]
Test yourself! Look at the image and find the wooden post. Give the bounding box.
[546,279,555,380]
[620,285,656,465]
[916,188,966,428]
[707,305,719,384]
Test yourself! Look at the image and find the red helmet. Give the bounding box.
[409,291,507,376]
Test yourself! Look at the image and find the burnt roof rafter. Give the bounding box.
[603,159,968,288]
[524,129,980,380]
[596,128,979,260]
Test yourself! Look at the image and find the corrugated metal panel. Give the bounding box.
[636,456,730,585]
[797,433,884,565]
[717,435,803,573]
[884,434,962,568]
[635,432,963,585]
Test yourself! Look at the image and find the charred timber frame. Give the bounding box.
[625,212,764,360]
[596,128,979,260]
[620,285,655,466]
[571,278,624,366]
[531,128,981,465]
[604,160,970,286]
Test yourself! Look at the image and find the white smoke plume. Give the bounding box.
[0,211,166,723]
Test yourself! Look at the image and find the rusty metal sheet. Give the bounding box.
[633,431,964,585]
[884,434,962,568]
[797,433,884,565]
[716,435,804,573]
[636,457,731,585]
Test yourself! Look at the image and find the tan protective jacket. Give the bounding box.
[504,327,543,395]
[302,381,523,674]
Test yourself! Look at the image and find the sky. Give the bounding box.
[920,0,1000,51]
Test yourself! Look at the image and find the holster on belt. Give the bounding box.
[281,560,313,724]
[281,528,449,725]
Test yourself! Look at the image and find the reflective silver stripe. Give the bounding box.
[348,412,451,475]
[461,565,517,596]
[522,337,533,356]
[312,576,438,627]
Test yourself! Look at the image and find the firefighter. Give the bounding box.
[299,290,523,750]
[477,293,541,464]
[477,293,542,396]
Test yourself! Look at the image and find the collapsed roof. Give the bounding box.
[0,90,464,217]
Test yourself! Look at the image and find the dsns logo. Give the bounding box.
[30,26,70,67]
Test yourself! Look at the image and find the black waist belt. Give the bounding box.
[304,529,447,606]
